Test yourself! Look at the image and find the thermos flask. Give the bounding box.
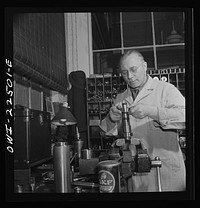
[53,142,72,193]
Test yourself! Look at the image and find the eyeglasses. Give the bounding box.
[121,62,144,77]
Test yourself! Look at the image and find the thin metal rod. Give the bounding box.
[40,85,43,111]
[28,80,31,109]
[156,167,162,192]
[70,152,77,164]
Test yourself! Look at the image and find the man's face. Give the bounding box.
[121,53,147,89]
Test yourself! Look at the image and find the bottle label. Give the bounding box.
[99,170,115,193]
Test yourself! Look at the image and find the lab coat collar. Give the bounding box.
[124,75,155,105]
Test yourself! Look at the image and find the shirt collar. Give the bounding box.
[128,75,155,92]
[124,75,155,105]
[128,74,149,93]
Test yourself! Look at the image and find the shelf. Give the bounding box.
[87,101,100,103]
[89,113,100,116]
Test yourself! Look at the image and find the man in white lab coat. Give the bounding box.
[100,50,186,192]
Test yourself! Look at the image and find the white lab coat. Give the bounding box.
[100,75,186,192]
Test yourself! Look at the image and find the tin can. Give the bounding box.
[98,160,121,193]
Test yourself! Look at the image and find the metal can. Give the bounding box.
[98,160,121,193]
[53,142,72,193]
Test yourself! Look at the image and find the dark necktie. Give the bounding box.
[131,89,139,101]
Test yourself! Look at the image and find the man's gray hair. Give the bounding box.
[119,50,144,69]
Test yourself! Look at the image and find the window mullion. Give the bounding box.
[120,12,124,54]
[151,12,157,70]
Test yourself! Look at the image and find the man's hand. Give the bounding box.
[129,103,158,120]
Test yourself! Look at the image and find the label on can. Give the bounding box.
[99,170,115,193]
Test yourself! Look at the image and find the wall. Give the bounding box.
[64,13,93,79]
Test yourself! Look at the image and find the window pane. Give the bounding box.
[122,12,153,47]
[154,12,184,45]
[156,45,185,69]
[92,13,121,50]
[109,13,121,48]
[93,50,122,74]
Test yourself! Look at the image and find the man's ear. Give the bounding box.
[143,61,147,72]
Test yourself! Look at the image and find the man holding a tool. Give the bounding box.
[100,50,186,192]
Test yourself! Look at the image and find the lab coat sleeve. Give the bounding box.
[156,84,185,130]
[99,97,122,136]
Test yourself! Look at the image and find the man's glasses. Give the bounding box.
[121,62,144,77]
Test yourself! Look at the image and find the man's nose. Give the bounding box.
[127,71,134,79]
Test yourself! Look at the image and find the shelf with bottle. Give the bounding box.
[87,75,127,103]
[104,77,112,86]
[147,67,185,97]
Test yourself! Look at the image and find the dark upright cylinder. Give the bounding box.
[53,142,72,193]
[122,102,132,140]
[74,126,84,158]
[74,140,84,158]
